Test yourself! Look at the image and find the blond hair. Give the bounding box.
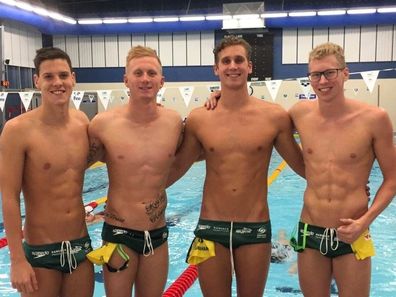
[309,42,346,68]
[125,45,162,72]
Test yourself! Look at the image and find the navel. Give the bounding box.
[306,148,313,154]
[257,145,263,151]
[43,162,51,170]
[209,147,215,152]
[117,155,125,160]
[350,153,357,159]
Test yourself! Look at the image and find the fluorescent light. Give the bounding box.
[61,16,77,24]
[33,6,49,16]
[377,7,396,13]
[179,16,205,21]
[347,8,376,14]
[289,11,316,17]
[233,14,260,20]
[48,11,64,21]
[0,0,16,6]
[153,17,179,22]
[318,10,346,16]
[261,12,288,18]
[205,15,232,20]
[78,18,103,24]
[128,17,153,23]
[15,1,32,11]
[103,18,127,24]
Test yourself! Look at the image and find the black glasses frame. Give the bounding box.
[307,68,344,82]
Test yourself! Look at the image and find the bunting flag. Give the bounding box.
[88,94,95,102]
[97,90,112,110]
[156,87,166,103]
[353,88,359,95]
[297,77,312,100]
[121,89,129,101]
[265,80,282,101]
[360,70,379,93]
[0,92,8,112]
[71,91,85,110]
[18,92,34,111]
[178,86,194,107]
[207,85,220,93]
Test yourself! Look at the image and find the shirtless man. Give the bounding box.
[0,47,93,297]
[289,42,396,297]
[88,46,182,297]
[167,35,305,297]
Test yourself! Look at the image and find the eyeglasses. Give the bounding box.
[307,68,344,82]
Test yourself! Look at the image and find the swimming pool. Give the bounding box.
[0,151,395,296]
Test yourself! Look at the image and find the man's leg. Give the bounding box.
[103,245,138,297]
[298,249,332,297]
[22,268,62,297]
[61,259,94,297]
[333,254,371,297]
[197,242,233,297]
[134,242,169,297]
[234,243,271,297]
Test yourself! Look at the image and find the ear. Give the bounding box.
[343,67,350,81]
[248,60,253,74]
[160,76,165,88]
[71,72,76,87]
[33,74,39,88]
[123,74,128,86]
[213,64,219,77]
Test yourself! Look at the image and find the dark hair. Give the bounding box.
[34,47,73,75]
[213,35,252,64]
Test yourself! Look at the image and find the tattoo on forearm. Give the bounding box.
[145,193,166,223]
[103,211,125,223]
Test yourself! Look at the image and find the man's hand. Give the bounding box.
[204,90,221,110]
[337,218,364,244]
[11,260,38,294]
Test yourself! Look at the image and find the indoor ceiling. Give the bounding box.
[28,0,396,18]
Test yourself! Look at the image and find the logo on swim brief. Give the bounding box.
[113,228,128,236]
[162,232,168,239]
[257,227,268,238]
[235,227,252,234]
[32,251,49,259]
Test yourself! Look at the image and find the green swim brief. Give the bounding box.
[290,221,353,258]
[101,222,168,255]
[193,219,272,249]
[23,235,92,273]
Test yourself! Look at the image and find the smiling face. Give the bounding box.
[308,55,349,102]
[124,56,164,101]
[214,45,252,90]
[34,58,75,106]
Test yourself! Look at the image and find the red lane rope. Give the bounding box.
[163,265,198,297]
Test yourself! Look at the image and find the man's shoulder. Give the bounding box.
[3,110,37,132]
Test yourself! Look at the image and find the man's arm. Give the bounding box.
[87,117,106,167]
[338,110,396,243]
[274,109,305,178]
[0,121,38,294]
[166,112,203,187]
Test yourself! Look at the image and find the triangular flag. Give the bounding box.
[18,92,34,111]
[71,91,85,110]
[121,89,130,101]
[156,87,166,103]
[97,90,112,110]
[360,71,379,93]
[297,78,312,100]
[265,80,282,101]
[0,92,8,112]
[178,86,194,107]
[88,94,95,102]
[207,85,220,94]
[353,88,359,95]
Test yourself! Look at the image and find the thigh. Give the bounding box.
[298,249,332,297]
[61,260,94,297]
[234,243,271,297]
[198,242,232,297]
[333,254,371,297]
[103,245,139,297]
[135,242,169,297]
[22,268,62,297]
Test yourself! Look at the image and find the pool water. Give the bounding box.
[0,152,395,296]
